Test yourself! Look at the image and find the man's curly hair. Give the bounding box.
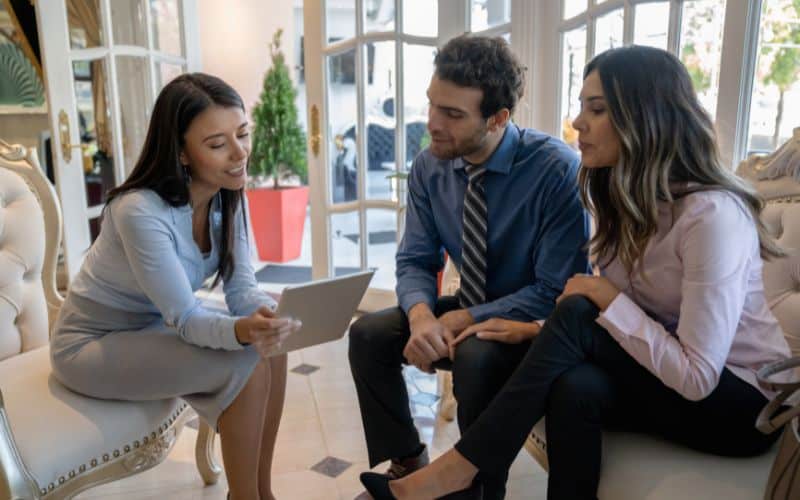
[434,35,526,118]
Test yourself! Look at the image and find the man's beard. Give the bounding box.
[430,124,488,160]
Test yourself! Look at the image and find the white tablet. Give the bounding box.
[269,270,374,356]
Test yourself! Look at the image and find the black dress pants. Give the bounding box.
[454,295,780,500]
[348,296,530,500]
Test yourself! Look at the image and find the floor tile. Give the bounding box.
[310,456,352,478]
[290,363,321,375]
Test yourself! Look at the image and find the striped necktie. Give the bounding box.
[459,163,488,308]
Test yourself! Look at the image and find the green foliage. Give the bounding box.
[762,0,800,91]
[761,0,800,146]
[250,29,307,188]
[0,42,44,106]
[765,47,800,91]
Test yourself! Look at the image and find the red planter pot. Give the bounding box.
[246,185,309,262]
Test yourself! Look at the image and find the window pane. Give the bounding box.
[150,0,182,55]
[403,44,436,171]
[328,49,359,204]
[404,0,438,37]
[327,0,356,41]
[560,26,586,149]
[116,56,151,176]
[747,0,800,155]
[73,59,116,208]
[634,2,669,50]
[594,8,623,55]
[331,211,363,276]
[471,0,511,32]
[365,41,396,201]
[365,0,395,32]
[679,0,725,119]
[563,0,587,20]
[68,0,104,49]
[366,209,398,290]
[111,0,147,47]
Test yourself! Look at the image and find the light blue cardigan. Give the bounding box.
[67,189,275,350]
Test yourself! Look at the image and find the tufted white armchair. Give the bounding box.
[0,141,222,499]
[523,149,800,499]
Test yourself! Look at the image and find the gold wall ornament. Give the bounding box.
[310,104,321,158]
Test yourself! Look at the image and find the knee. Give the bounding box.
[452,336,508,389]
[347,311,396,365]
[453,336,507,372]
[544,295,600,335]
[552,295,598,320]
[547,366,608,420]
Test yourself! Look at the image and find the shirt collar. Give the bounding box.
[453,123,519,174]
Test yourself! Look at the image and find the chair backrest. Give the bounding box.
[0,140,63,361]
[738,151,800,356]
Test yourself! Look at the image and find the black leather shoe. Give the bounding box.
[359,472,483,499]
[439,480,483,499]
[360,472,396,499]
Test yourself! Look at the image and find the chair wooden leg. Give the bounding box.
[437,370,457,422]
[195,420,222,485]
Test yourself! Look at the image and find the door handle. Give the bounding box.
[309,104,321,158]
[58,110,90,163]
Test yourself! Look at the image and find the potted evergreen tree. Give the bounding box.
[247,28,309,262]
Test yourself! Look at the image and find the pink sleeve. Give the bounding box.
[596,194,754,401]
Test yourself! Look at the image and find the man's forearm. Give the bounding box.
[408,302,436,325]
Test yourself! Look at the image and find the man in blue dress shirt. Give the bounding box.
[348,35,589,500]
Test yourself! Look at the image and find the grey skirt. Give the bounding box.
[50,293,260,428]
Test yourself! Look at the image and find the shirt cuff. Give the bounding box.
[467,302,504,323]
[400,291,436,315]
[219,316,246,351]
[595,292,649,343]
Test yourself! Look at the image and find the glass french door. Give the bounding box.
[304,0,511,311]
[35,0,200,280]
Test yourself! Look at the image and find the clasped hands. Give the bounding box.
[234,306,302,359]
[404,305,540,373]
[404,274,620,373]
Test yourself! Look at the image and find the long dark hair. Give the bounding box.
[107,72,247,285]
[577,46,783,273]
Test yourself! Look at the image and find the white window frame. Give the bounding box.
[518,0,767,170]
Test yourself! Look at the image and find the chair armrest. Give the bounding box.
[0,388,41,499]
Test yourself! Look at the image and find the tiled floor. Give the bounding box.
[73,335,548,499]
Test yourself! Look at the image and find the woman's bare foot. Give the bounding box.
[388,448,479,499]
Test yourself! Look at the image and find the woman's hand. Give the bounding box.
[235,306,302,358]
[449,318,541,357]
[557,274,620,311]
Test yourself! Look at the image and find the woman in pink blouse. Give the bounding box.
[359,45,792,500]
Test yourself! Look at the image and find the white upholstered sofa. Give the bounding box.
[0,141,222,499]
[524,144,800,499]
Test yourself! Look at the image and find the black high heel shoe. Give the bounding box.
[359,472,483,499]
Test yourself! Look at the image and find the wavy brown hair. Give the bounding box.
[578,46,783,273]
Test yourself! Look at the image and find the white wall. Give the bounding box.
[198,0,297,116]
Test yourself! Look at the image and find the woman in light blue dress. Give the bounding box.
[51,73,300,500]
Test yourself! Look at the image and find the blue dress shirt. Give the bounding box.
[396,124,590,323]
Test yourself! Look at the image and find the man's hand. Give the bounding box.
[438,309,475,337]
[405,304,453,373]
[450,318,540,358]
